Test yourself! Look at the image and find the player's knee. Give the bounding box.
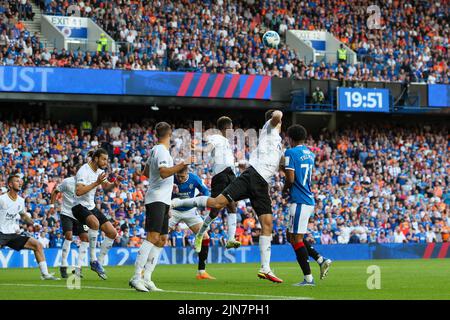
[35,241,43,251]
[89,220,100,230]
[158,235,168,247]
[147,233,160,245]
[106,229,117,239]
[65,233,73,241]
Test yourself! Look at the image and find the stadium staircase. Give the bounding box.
[21,3,54,51]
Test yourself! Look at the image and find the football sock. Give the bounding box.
[227,213,237,241]
[292,241,312,278]
[39,261,49,276]
[198,215,215,236]
[61,239,72,267]
[88,229,99,261]
[198,239,210,271]
[259,235,272,272]
[303,238,321,262]
[176,196,209,209]
[143,246,163,282]
[134,240,154,279]
[78,241,89,268]
[98,236,114,265]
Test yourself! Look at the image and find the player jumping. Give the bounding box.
[129,122,188,292]
[283,125,331,286]
[0,175,59,280]
[195,116,241,250]
[170,166,215,280]
[72,148,122,280]
[172,110,285,283]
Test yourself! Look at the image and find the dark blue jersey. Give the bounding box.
[173,173,210,211]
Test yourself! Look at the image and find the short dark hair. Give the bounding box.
[7,175,19,187]
[87,148,108,160]
[287,125,307,142]
[217,116,232,131]
[265,109,276,122]
[155,122,171,139]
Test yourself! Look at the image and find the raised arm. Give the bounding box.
[270,110,283,128]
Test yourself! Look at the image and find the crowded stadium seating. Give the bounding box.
[0,119,448,249]
[0,0,448,83]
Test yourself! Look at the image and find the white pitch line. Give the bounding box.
[0,283,312,300]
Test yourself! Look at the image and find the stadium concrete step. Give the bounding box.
[21,2,55,51]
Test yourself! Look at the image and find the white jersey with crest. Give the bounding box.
[56,177,76,219]
[0,193,26,234]
[74,163,104,210]
[208,134,234,175]
[249,120,283,183]
[145,144,174,205]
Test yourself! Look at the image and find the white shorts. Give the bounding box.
[288,203,314,234]
[169,208,203,229]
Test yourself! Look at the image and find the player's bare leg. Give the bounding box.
[257,214,283,283]
[24,238,59,280]
[190,223,215,280]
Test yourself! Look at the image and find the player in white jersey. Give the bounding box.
[50,167,90,279]
[195,116,240,250]
[72,148,123,280]
[130,122,188,292]
[172,110,285,283]
[0,175,58,280]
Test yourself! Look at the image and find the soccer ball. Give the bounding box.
[262,30,281,48]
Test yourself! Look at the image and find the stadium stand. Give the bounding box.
[0,119,448,248]
[0,0,448,83]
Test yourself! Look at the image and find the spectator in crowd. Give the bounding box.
[312,87,325,105]
[0,0,448,83]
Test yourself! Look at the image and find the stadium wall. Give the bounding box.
[1,243,448,268]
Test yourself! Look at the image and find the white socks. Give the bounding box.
[143,246,163,282]
[98,237,114,266]
[61,239,72,267]
[317,256,324,264]
[305,274,314,282]
[134,240,154,279]
[259,235,272,272]
[227,214,237,241]
[198,215,215,235]
[88,229,99,261]
[78,241,89,268]
[39,261,49,276]
[176,196,209,209]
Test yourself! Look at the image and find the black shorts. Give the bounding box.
[222,166,271,216]
[72,204,109,227]
[145,202,170,235]
[211,167,237,198]
[0,232,30,251]
[61,214,88,236]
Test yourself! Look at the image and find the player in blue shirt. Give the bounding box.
[169,166,215,280]
[283,125,331,286]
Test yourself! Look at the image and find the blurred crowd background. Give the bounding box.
[0,0,448,83]
[0,117,448,249]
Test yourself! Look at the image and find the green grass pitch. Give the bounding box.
[0,259,449,300]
